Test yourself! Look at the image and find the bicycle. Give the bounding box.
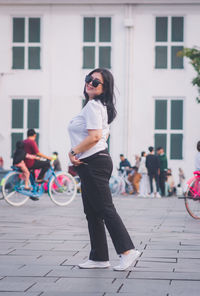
[73,174,119,196]
[185,171,200,219]
[109,167,133,195]
[1,162,77,207]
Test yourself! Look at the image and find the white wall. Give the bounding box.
[0,2,199,184]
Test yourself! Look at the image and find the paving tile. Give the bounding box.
[142,249,178,257]
[47,266,128,278]
[42,293,103,296]
[0,277,57,292]
[169,280,200,296]
[29,277,123,293]
[128,271,200,280]
[119,279,170,295]
[0,293,40,296]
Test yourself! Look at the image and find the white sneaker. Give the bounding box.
[150,192,154,198]
[156,192,161,198]
[78,259,110,269]
[113,249,141,271]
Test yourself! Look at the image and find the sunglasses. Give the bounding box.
[85,75,103,88]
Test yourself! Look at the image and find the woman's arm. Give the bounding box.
[69,129,102,166]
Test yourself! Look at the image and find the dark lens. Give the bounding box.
[92,79,101,87]
[85,75,92,84]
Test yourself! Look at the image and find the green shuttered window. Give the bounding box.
[170,134,183,159]
[12,100,24,128]
[83,17,111,69]
[172,17,184,42]
[171,100,183,130]
[13,18,25,42]
[155,46,167,69]
[84,18,95,42]
[155,16,184,69]
[155,134,167,153]
[83,47,95,69]
[28,100,39,129]
[29,18,40,42]
[11,98,40,156]
[12,17,41,70]
[171,46,183,69]
[156,17,168,42]
[155,100,167,129]
[12,47,25,69]
[11,133,23,156]
[99,18,111,42]
[155,99,183,160]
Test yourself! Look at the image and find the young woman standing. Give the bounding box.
[68,68,140,270]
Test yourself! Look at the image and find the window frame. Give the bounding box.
[154,97,184,160]
[154,16,184,70]
[10,97,40,156]
[82,16,112,69]
[11,16,42,71]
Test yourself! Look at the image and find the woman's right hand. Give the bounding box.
[68,152,83,166]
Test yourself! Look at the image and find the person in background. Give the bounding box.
[23,129,53,183]
[156,147,168,196]
[138,151,149,197]
[13,141,40,190]
[130,166,141,195]
[52,152,62,171]
[119,154,132,175]
[166,168,176,196]
[146,146,161,198]
[178,168,185,194]
[134,154,141,168]
[68,68,140,271]
[195,141,200,171]
[0,156,3,171]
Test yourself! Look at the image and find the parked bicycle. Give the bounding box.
[1,161,77,207]
[185,171,200,219]
[109,167,133,195]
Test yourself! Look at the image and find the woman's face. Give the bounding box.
[85,72,104,100]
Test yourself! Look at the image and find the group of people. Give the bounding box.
[119,146,178,197]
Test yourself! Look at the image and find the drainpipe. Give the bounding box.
[124,4,134,160]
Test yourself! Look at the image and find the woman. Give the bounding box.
[138,151,149,197]
[68,68,140,271]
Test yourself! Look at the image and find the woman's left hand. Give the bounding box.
[68,152,83,166]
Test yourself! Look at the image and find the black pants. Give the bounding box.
[159,171,166,196]
[149,173,160,193]
[76,150,134,261]
[31,160,50,179]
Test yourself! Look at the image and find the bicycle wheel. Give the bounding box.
[185,178,200,219]
[2,171,29,206]
[48,172,77,206]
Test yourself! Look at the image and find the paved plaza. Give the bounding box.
[0,194,200,295]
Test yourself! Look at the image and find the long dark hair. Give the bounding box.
[83,68,117,124]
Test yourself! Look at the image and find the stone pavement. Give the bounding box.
[0,194,200,296]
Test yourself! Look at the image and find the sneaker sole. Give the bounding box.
[78,265,110,269]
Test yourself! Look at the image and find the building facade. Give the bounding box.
[0,0,200,182]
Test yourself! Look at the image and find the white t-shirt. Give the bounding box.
[68,99,109,159]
